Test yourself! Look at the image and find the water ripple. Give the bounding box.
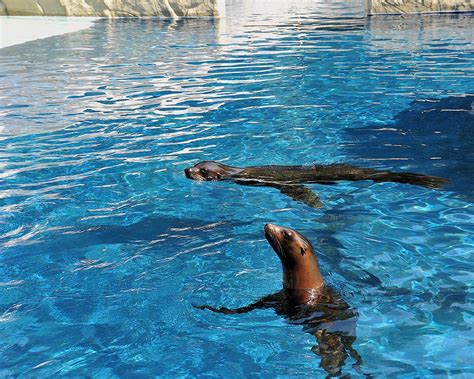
[0,0,473,377]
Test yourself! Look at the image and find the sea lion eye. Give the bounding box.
[200,168,208,175]
[283,231,293,240]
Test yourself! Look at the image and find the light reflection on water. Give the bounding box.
[0,0,473,377]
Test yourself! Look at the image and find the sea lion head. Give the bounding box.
[264,223,324,290]
[184,161,237,181]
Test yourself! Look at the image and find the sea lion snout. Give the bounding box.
[184,165,207,181]
[264,223,297,259]
[184,161,227,181]
[264,223,276,235]
[264,223,293,241]
[184,167,197,179]
[264,223,283,245]
[184,161,244,182]
[264,223,284,259]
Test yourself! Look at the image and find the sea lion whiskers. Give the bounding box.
[264,224,285,259]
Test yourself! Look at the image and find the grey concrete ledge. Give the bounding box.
[0,0,223,18]
[368,0,474,15]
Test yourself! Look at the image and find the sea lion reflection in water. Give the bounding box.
[195,224,364,377]
[185,161,447,208]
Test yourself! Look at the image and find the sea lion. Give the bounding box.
[195,224,363,377]
[184,161,448,208]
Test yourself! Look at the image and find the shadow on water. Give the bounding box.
[52,215,235,255]
[76,215,227,245]
[315,230,383,289]
[344,95,474,198]
[0,215,236,327]
[0,215,238,280]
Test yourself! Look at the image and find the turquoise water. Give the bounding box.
[1,1,473,377]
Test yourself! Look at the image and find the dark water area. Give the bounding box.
[345,95,474,199]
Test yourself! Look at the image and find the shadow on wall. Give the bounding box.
[344,95,474,196]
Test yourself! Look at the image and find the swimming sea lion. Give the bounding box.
[184,161,448,208]
[195,224,363,377]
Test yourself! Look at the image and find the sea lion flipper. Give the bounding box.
[278,185,323,208]
[193,304,253,314]
[194,293,281,315]
[314,330,362,378]
[193,302,265,315]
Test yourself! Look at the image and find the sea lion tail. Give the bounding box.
[371,172,448,189]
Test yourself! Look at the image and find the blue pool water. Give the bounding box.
[1,0,474,376]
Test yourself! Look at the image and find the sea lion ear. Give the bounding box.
[300,247,306,256]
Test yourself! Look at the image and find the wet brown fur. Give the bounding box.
[185,161,447,208]
[195,224,364,377]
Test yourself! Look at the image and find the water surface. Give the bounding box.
[1,1,473,377]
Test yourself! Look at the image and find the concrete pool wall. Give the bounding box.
[0,0,223,17]
[368,0,474,15]
[0,0,472,17]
